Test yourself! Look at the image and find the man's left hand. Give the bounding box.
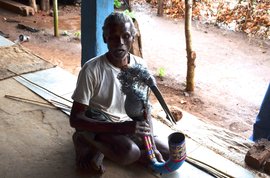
[154,149,165,163]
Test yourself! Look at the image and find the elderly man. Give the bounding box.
[69,12,169,174]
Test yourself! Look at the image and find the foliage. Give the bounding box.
[114,0,122,8]
[61,30,69,36]
[146,0,270,39]
[157,67,166,78]
[123,9,136,19]
[74,31,81,39]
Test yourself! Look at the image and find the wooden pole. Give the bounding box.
[41,0,50,12]
[53,0,59,37]
[185,0,196,92]
[157,0,163,16]
[29,0,37,13]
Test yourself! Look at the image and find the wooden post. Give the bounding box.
[185,0,196,92]
[157,0,163,16]
[53,0,59,37]
[41,0,50,12]
[29,0,37,13]
[130,18,143,58]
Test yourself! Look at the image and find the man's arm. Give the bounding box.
[70,101,151,136]
[69,101,136,134]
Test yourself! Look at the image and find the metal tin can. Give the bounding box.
[19,35,30,42]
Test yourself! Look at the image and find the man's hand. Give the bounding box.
[154,149,165,163]
[134,121,151,136]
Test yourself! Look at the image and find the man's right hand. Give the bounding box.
[134,121,151,136]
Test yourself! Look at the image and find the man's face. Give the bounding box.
[104,22,134,61]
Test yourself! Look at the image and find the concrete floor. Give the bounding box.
[0,36,191,178]
[0,77,167,178]
[0,76,222,178]
[0,36,160,177]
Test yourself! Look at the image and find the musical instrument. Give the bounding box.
[118,64,186,174]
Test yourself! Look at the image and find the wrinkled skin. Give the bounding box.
[104,22,134,68]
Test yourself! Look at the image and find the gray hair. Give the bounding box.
[102,12,137,38]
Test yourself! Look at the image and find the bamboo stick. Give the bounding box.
[5,94,71,111]
[53,0,59,37]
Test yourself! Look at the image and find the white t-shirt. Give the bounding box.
[72,54,147,122]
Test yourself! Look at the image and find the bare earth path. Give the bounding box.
[0,2,269,139]
[132,2,270,139]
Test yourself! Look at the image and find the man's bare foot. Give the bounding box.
[91,151,105,173]
[72,132,105,174]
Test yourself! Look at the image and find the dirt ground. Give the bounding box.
[0,1,269,140]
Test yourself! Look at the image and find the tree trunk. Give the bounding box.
[41,0,50,12]
[185,0,196,92]
[125,0,132,12]
[130,18,143,58]
[157,0,163,17]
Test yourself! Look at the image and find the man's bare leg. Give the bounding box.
[72,132,105,173]
[74,132,161,168]
[83,133,141,165]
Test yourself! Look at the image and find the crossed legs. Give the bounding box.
[72,131,169,174]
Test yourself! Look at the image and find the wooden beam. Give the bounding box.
[0,0,35,16]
